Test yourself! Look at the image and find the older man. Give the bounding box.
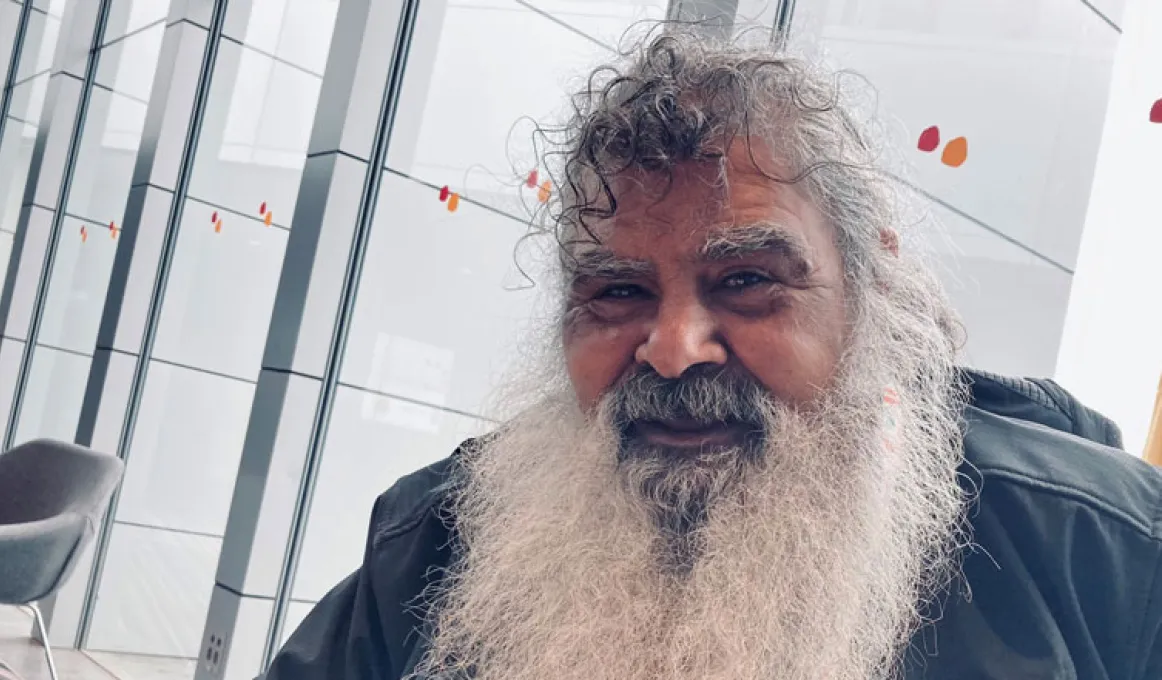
[265,33,1162,680]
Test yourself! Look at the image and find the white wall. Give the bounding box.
[784,0,1121,378]
[1056,0,1162,455]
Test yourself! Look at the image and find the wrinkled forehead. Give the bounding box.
[560,137,809,244]
[563,139,822,252]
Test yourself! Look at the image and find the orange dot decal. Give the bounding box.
[941,137,968,168]
[1151,98,1162,123]
[447,193,460,212]
[80,225,87,242]
[537,180,551,203]
[264,211,272,227]
[214,219,222,233]
[109,221,118,239]
[526,169,538,188]
[917,126,940,153]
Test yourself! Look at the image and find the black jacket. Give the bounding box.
[265,371,1162,679]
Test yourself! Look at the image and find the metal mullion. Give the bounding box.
[773,0,796,47]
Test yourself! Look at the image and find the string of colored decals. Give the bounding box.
[209,202,273,233]
[438,169,551,213]
[916,125,967,167]
[79,221,119,242]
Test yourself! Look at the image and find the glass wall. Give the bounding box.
[775,0,1121,376]
[0,0,70,428]
[13,0,171,446]
[0,0,1127,677]
[81,0,341,664]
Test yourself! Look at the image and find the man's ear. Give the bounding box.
[879,228,899,256]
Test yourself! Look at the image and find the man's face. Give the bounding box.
[562,142,850,447]
[421,142,969,680]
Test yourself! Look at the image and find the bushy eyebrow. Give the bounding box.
[565,222,815,285]
[700,223,814,279]
[566,249,655,282]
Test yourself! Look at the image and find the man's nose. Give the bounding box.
[634,298,728,379]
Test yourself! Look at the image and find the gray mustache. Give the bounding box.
[607,366,770,428]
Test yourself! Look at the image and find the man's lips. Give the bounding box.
[630,419,750,448]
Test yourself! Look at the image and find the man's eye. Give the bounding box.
[720,272,771,290]
[596,284,646,300]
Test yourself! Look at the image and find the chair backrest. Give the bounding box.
[0,439,124,526]
[0,440,124,604]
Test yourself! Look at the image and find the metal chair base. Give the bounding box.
[27,603,58,680]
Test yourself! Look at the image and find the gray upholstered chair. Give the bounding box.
[0,439,124,680]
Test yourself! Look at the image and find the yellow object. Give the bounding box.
[942,137,968,167]
[1144,374,1162,466]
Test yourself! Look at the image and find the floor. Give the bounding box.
[0,607,196,680]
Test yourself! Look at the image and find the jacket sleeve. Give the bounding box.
[262,501,396,680]
[1139,545,1162,680]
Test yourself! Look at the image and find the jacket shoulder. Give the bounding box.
[368,449,461,550]
[964,403,1162,539]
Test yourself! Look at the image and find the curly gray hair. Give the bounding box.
[539,28,962,350]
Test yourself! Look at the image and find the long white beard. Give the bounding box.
[414,268,968,680]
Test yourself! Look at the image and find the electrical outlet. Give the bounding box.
[203,632,227,676]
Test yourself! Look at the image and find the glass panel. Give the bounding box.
[1079,0,1126,28]
[923,198,1070,377]
[339,172,537,415]
[13,11,168,448]
[0,77,50,235]
[291,385,488,602]
[523,0,668,46]
[0,0,71,262]
[102,0,168,46]
[387,0,666,217]
[153,13,340,377]
[114,361,257,536]
[0,3,24,85]
[86,362,255,657]
[10,343,90,445]
[232,0,340,74]
[86,521,222,659]
[11,0,65,83]
[791,0,1119,269]
[85,0,341,660]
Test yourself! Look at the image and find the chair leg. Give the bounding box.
[27,603,59,680]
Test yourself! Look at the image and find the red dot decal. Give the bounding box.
[259,201,267,215]
[917,126,940,153]
[438,186,450,202]
[1150,98,1162,124]
[526,170,538,188]
[211,211,218,222]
